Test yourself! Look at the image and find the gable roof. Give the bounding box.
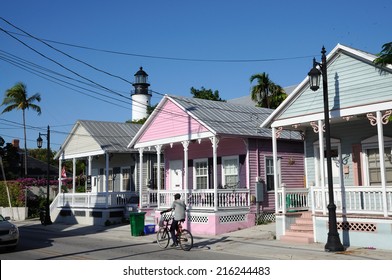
[55,120,142,159]
[261,43,392,129]
[129,95,302,148]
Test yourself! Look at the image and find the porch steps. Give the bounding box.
[280,211,314,244]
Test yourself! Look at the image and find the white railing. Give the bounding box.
[56,191,139,208]
[277,185,392,216]
[141,190,158,207]
[159,189,250,210]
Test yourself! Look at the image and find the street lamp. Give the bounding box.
[308,47,344,252]
[37,125,52,225]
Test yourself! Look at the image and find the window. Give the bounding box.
[194,159,208,189]
[367,148,392,185]
[266,157,274,191]
[153,163,165,189]
[122,168,131,191]
[222,156,239,188]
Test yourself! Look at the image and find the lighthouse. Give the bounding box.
[131,67,152,121]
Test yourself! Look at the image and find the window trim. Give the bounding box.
[265,156,275,192]
[121,166,131,192]
[221,155,239,188]
[193,158,209,189]
[361,135,392,186]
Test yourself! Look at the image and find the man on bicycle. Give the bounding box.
[160,193,186,247]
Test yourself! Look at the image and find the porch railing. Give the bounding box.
[277,186,392,216]
[158,189,250,210]
[56,191,140,208]
[53,188,250,211]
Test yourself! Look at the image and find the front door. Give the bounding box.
[169,160,183,190]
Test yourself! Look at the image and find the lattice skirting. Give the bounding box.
[219,214,246,223]
[256,212,275,224]
[337,222,377,232]
[188,215,209,223]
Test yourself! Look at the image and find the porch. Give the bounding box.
[277,185,392,216]
[50,188,252,232]
[276,185,392,249]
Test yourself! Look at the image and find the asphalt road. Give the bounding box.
[0,225,259,260]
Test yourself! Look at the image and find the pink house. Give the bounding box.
[129,95,305,235]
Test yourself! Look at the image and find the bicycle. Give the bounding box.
[156,212,193,251]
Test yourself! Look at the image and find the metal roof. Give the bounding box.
[77,120,142,152]
[169,96,301,140]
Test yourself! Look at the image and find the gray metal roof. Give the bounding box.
[78,120,142,152]
[169,96,301,140]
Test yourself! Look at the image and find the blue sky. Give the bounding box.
[0,0,391,150]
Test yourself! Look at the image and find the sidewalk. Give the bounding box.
[14,219,392,260]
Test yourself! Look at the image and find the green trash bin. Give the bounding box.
[129,212,146,236]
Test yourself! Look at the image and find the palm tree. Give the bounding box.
[1,82,42,176]
[374,42,392,66]
[250,72,287,109]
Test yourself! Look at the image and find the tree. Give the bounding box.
[250,72,287,109]
[374,42,392,66]
[1,82,42,177]
[190,87,225,101]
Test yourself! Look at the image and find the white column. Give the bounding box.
[272,127,285,235]
[272,127,278,213]
[376,111,388,217]
[72,158,76,194]
[182,141,189,192]
[58,158,62,190]
[211,136,218,211]
[318,119,327,215]
[88,156,92,176]
[243,139,250,190]
[156,145,162,208]
[105,153,109,208]
[138,148,144,209]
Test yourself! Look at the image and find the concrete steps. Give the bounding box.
[280,211,314,244]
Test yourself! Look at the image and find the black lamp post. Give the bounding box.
[37,125,52,225]
[308,47,344,252]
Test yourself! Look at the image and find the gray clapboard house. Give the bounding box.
[52,120,157,225]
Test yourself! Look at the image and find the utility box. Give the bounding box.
[255,182,264,202]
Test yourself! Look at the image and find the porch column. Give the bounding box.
[243,139,250,190]
[376,111,388,217]
[58,158,62,190]
[272,127,278,213]
[318,119,327,215]
[105,153,109,208]
[211,136,219,211]
[87,156,92,191]
[155,144,162,208]
[88,156,92,177]
[138,148,144,209]
[72,157,76,194]
[272,127,285,235]
[182,141,189,193]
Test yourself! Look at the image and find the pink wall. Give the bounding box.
[163,138,247,189]
[138,99,209,143]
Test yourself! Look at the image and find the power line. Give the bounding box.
[1,28,316,63]
[0,17,134,85]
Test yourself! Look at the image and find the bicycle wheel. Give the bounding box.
[156,228,170,249]
[178,229,193,251]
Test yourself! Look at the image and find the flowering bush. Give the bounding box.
[0,181,25,207]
